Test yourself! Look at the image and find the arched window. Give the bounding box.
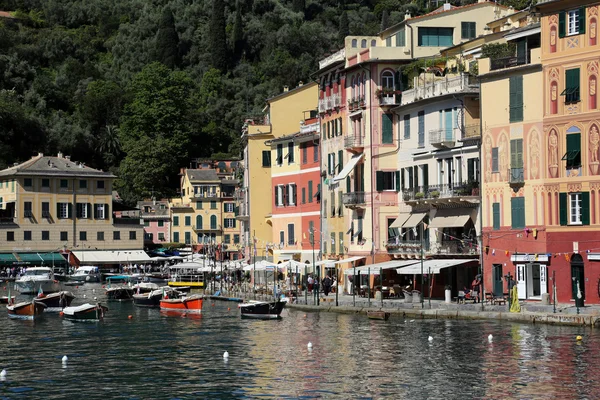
[565,126,582,169]
[210,215,218,230]
[196,215,203,229]
[371,39,377,47]
[361,39,367,48]
[381,70,395,92]
[351,39,357,48]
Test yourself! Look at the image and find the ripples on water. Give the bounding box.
[0,283,598,399]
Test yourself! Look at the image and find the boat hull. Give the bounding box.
[239,301,285,320]
[63,303,108,322]
[367,311,390,321]
[69,274,101,283]
[14,280,62,294]
[7,301,46,320]
[34,291,75,312]
[0,296,16,304]
[106,287,134,301]
[133,293,162,308]
[160,295,203,313]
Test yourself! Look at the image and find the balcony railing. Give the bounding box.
[378,94,400,106]
[386,239,430,254]
[342,191,366,207]
[429,128,456,147]
[430,241,478,256]
[344,135,364,149]
[509,168,524,184]
[402,182,480,202]
[113,217,143,225]
[400,73,478,106]
[318,93,342,113]
[490,53,530,71]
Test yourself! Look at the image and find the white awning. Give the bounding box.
[403,213,427,228]
[315,256,366,266]
[343,259,420,275]
[428,209,472,229]
[333,153,364,182]
[396,259,475,275]
[72,250,151,265]
[242,259,279,271]
[390,213,411,229]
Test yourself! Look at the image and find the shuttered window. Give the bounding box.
[262,150,271,167]
[418,111,425,147]
[403,114,410,139]
[461,22,476,40]
[493,203,500,230]
[564,68,580,103]
[382,113,393,144]
[509,76,523,122]
[510,197,525,229]
[396,29,405,47]
[492,148,499,172]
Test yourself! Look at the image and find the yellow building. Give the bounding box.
[238,82,317,262]
[0,153,144,265]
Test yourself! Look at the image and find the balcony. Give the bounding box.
[319,93,342,114]
[344,135,364,151]
[461,124,481,141]
[113,217,143,226]
[377,92,401,107]
[430,241,478,256]
[429,128,457,148]
[402,183,480,203]
[342,191,366,208]
[400,73,478,106]
[193,225,222,232]
[235,203,249,221]
[386,240,429,255]
[347,96,365,112]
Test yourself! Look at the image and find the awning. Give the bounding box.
[390,213,411,229]
[16,253,45,263]
[428,209,472,229]
[333,153,364,182]
[0,253,17,265]
[38,253,67,265]
[396,259,475,275]
[344,259,420,275]
[72,250,151,265]
[403,212,427,228]
[314,256,366,266]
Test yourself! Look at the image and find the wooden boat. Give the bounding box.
[0,296,16,304]
[34,291,75,312]
[367,310,390,321]
[106,286,135,301]
[160,294,203,313]
[238,300,285,320]
[7,301,46,320]
[14,267,62,294]
[133,287,182,308]
[62,303,108,322]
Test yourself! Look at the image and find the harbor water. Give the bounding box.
[1,283,600,399]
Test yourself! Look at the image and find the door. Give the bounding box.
[539,264,547,296]
[571,263,585,300]
[493,264,503,297]
[444,109,453,141]
[516,264,527,299]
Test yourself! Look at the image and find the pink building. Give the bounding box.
[138,200,170,247]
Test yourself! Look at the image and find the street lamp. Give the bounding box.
[420,221,424,309]
[310,227,317,306]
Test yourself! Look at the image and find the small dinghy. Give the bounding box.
[62,303,108,322]
[34,291,75,312]
[7,301,46,320]
[367,311,390,321]
[238,300,285,320]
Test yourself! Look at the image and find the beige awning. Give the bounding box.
[402,212,427,228]
[429,209,472,228]
[390,213,411,229]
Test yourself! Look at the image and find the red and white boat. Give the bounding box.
[160,294,203,313]
[7,301,46,320]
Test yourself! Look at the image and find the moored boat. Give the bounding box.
[367,311,390,321]
[69,266,101,283]
[7,301,46,320]
[133,287,183,308]
[0,296,16,304]
[14,267,62,294]
[34,291,75,312]
[62,303,108,322]
[160,294,203,313]
[238,300,285,320]
[106,286,135,301]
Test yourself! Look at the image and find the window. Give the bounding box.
[6,231,13,241]
[130,231,137,240]
[308,181,313,203]
[234,234,240,244]
[41,178,50,188]
[287,224,295,245]
[386,36,392,47]
[288,184,297,206]
[559,8,586,38]
[97,180,105,189]
[418,27,453,47]
[563,132,581,168]
[376,171,399,191]
[57,203,70,219]
[418,111,425,147]
[224,234,230,244]
[563,68,580,103]
[314,143,319,162]
[77,203,90,219]
[24,231,32,241]
[276,144,283,166]
[210,215,217,230]
[560,192,589,226]
[509,76,523,122]
[403,114,410,139]
[24,201,32,218]
[94,204,107,220]
[144,220,150,227]
[196,201,203,210]
[352,39,357,48]
[39,202,49,219]
[492,148,499,172]
[225,203,234,213]
[510,197,525,229]
[173,232,179,243]
[158,220,164,227]
[382,113,393,144]
[173,216,179,226]
[60,179,68,189]
[24,178,32,187]
[302,187,306,204]
[275,185,284,206]
[461,22,476,40]
[185,216,191,226]
[42,231,49,241]
[262,150,271,167]
[339,232,344,254]
[396,29,405,47]
[381,71,394,90]
[80,231,87,241]
[510,139,523,182]
[196,215,203,229]
[97,232,104,241]
[210,201,217,209]
[79,180,87,189]
[287,142,294,164]
[158,232,165,241]
[361,39,367,48]
[114,231,121,240]
[224,218,236,228]
[60,231,68,241]
[331,233,336,254]
[302,143,308,164]
[570,193,582,224]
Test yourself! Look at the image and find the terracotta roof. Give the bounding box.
[0,154,115,178]
[0,11,15,19]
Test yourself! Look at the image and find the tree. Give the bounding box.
[380,9,389,31]
[155,8,180,69]
[339,11,349,44]
[232,0,244,61]
[292,0,305,13]
[117,63,197,203]
[209,0,228,72]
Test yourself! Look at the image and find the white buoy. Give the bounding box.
[92,289,95,293]
[62,355,68,363]
[488,334,493,342]
[94,297,97,300]
[428,336,433,342]
[409,320,415,323]
[83,294,86,298]
[0,369,6,377]
[223,351,229,359]
[307,342,313,349]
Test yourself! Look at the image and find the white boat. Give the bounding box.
[69,266,101,282]
[14,267,62,294]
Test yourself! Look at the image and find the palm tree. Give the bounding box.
[99,125,122,166]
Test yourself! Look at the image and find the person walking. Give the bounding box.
[471,274,482,303]
[322,275,332,296]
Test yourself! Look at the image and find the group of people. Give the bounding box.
[306,274,337,296]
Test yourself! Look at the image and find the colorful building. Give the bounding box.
[138,199,170,246]
[238,82,317,262]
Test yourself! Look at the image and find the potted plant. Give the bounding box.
[430,190,440,198]
[445,285,452,303]
[415,192,425,200]
[403,192,411,201]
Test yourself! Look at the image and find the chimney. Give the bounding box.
[405,10,411,20]
[298,81,304,87]
[443,2,451,11]
[37,152,44,157]
[57,152,63,158]
[283,85,289,92]
[65,155,71,161]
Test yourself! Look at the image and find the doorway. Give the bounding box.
[570,254,585,300]
[492,264,503,297]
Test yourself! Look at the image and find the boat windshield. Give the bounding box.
[23,269,52,276]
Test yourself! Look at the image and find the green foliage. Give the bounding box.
[155,8,180,69]
[481,43,516,60]
[339,11,349,45]
[380,9,389,31]
[209,0,227,72]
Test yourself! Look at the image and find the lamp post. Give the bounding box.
[420,221,424,309]
[310,227,317,306]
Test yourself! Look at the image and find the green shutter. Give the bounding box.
[262,151,271,167]
[559,193,567,226]
[395,171,400,192]
[493,203,500,230]
[308,181,313,203]
[559,11,566,38]
[274,185,279,205]
[338,150,343,172]
[376,171,384,191]
[173,216,179,226]
[509,76,523,122]
[511,197,525,229]
[579,7,586,34]
[327,154,332,175]
[210,215,217,229]
[581,192,590,225]
[196,215,202,229]
[173,232,179,243]
[346,176,351,193]
[382,113,393,144]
